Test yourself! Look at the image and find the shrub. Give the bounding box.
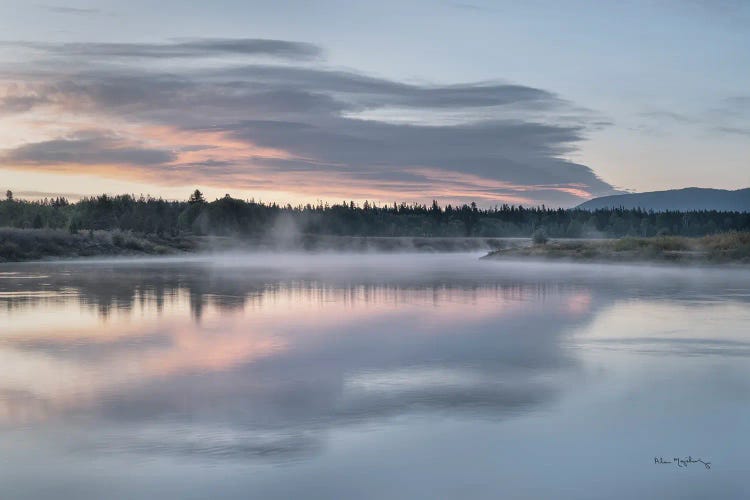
[532,228,549,245]
[111,231,125,247]
[0,241,20,260]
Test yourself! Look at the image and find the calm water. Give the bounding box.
[1,253,749,499]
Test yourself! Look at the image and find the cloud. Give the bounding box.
[714,125,750,137]
[449,2,498,13]
[215,65,560,109]
[0,93,48,114]
[724,96,750,109]
[639,110,695,123]
[40,5,104,16]
[638,96,750,141]
[10,38,323,61]
[2,130,176,166]
[0,38,617,206]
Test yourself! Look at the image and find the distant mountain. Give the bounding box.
[577,188,750,212]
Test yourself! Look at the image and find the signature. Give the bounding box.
[654,456,711,469]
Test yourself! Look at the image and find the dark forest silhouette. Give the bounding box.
[2,189,749,239]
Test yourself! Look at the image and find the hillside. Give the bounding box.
[577,188,750,212]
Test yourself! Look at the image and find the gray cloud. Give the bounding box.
[2,131,176,166]
[638,96,750,142]
[701,96,750,123]
[11,38,323,61]
[0,38,617,205]
[215,65,560,109]
[40,5,104,15]
[714,125,750,137]
[724,95,750,108]
[449,2,498,13]
[0,93,48,114]
[639,110,695,123]
[211,118,611,196]
[16,65,560,116]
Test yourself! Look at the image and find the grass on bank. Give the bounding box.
[483,232,750,264]
[0,228,195,262]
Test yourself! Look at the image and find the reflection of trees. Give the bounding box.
[2,262,594,320]
[3,262,748,321]
[1,264,265,321]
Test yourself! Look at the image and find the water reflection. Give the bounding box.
[0,257,603,453]
[1,255,750,498]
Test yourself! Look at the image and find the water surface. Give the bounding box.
[1,254,748,499]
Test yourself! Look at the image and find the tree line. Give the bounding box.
[1,189,749,238]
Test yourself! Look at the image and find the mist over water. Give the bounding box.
[1,253,749,499]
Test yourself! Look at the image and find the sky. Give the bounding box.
[0,0,748,207]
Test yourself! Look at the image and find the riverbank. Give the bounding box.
[5,228,749,264]
[481,233,750,264]
[0,228,197,262]
[0,229,511,262]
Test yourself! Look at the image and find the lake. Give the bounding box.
[1,253,748,499]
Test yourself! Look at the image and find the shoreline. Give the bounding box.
[0,229,510,263]
[481,233,750,265]
[3,229,749,266]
